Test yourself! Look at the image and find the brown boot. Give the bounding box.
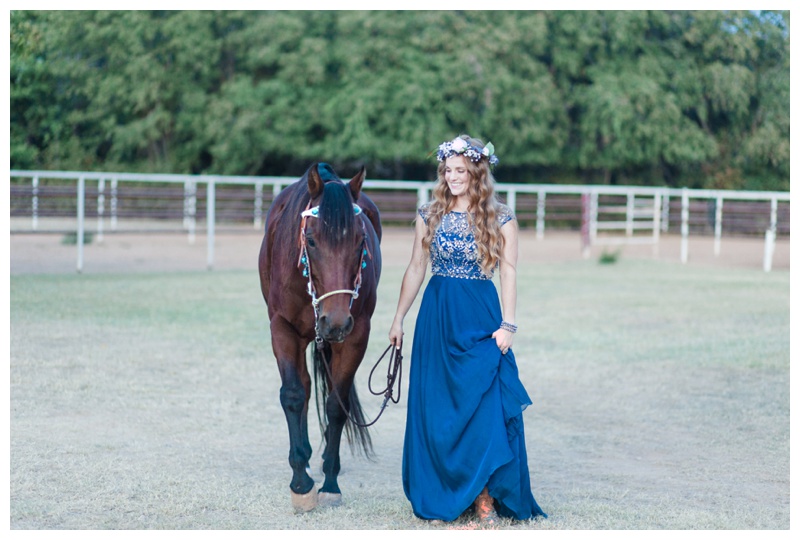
[473,487,499,526]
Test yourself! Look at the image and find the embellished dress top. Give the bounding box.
[402,203,547,521]
[427,205,513,280]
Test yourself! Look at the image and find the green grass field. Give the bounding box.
[9,258,790,529]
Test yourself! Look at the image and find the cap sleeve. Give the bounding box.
[497,203,515,227]
[418,203,431,224]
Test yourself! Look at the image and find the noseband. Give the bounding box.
[297,201,371,342]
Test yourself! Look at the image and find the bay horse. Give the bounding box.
[258,163,382,512]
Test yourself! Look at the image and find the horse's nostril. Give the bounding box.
[319,314,354,343]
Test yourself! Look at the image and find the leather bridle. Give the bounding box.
[297,201,371,343]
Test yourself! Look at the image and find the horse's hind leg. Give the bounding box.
[272,320,316,512]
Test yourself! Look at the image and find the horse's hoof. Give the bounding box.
[317,491,343,507]
[291,486,318,513]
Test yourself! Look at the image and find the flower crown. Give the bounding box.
[436,137,499,166]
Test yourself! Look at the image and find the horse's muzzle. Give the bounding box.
[318,314,354,343]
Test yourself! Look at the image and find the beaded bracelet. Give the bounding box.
[500,321,518,333]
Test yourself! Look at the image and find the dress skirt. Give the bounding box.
[402,275,547,521]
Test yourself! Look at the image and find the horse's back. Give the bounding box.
[355,192,382,243]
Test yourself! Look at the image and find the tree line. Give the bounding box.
[10,10,789,190]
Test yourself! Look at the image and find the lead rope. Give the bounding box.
[317,342,403,428]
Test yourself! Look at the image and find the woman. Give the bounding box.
[389,135,547,525]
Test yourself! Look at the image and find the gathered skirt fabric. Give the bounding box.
[402,275,547,521]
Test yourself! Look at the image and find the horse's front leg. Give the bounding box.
[271,317,316,512]
[319,321,370,505]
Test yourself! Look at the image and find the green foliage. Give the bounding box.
[10,10,789,189]
[598,249,621,264]
[60,232,94,245]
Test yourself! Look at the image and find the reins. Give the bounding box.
[298,200,401,428]
[317,342,403,428]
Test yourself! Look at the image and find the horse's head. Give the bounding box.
[300,164,368,343]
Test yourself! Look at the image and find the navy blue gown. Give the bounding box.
[402,205,547,522]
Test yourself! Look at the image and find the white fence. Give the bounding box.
[9,170,789,273]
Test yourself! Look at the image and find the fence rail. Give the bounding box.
[10,170,789,272]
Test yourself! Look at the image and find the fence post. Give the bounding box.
[110,177,118,231]
[506,188,516,216]
[652,192,661,257]
[581,192,591,258]
[97,178,105,243]
[32,176,39,231]
[254,182,263,229]
[769,197,778,233]
[661,193,670,232]
[680,188,689,264]
[763,197,778,272]
[589,190,599,246]
[207,179,216,271]
[184,180,197,244]
[77,176,85,273]
[713,196,723,256]
[417,186,429,208]
[626,193,634,237]
[763,230,775,272]
[536,190,546,240]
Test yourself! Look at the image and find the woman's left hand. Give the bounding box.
[492,327,514,355]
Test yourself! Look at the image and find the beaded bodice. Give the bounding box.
[419,203,514,280]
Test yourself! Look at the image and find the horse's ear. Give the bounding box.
[349,166,366,201]
[307,163,323,198]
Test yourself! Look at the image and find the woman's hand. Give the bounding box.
[389,319,404,350]
[492,327,514,355]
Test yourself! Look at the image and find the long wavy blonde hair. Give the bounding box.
[422,134,505,276]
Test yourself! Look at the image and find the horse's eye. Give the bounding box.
[306,235,316,248]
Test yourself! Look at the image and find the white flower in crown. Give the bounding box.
[451,137,469,152]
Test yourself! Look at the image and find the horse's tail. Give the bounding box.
[312,341,374,459]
